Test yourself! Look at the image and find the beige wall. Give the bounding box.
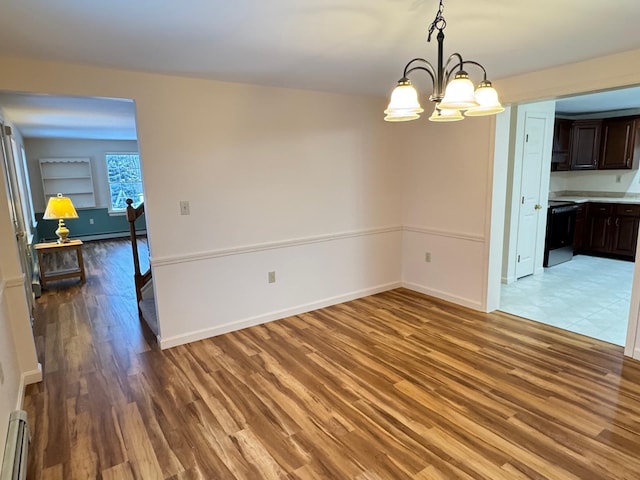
[0,55,403,348]
[397,115,495,309]
[1,46,640,363]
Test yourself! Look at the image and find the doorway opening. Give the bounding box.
[0,90,155,342]
[498,86,640,347]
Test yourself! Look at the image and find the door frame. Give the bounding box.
[0,123,35,310]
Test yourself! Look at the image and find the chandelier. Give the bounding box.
[384,0,504,122]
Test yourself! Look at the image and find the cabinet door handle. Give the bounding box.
[607,218,611,226]
[616,218,620,226]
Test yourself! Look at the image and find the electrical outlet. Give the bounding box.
[180,200,190,215]
[425,252,432,263]
[268,271,276,283]
[89,218,94,225]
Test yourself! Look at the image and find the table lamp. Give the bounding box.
[43,193,79,243]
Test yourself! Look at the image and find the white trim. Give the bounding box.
[159,281,401,349]
[74,229,146,242]
[401,281,483,311]
[15,363,42,410]
[152,226,403,267]
[402,225,485,243]
[4,275,25,289]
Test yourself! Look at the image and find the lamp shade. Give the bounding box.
[43,193,79,220]
[439,71,479,110]
[465,80,505,116]
[384,79,424,122]
[428,105,464,122]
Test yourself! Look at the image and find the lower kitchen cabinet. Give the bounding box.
[611,204,640,256]
[582,202,640,259]
[585,203,612,253]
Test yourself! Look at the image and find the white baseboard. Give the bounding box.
[159,281,401,349]
[401,281,483,311]
[16,363,42,410]
[74,230,147,242]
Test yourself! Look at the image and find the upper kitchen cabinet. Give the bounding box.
[551,118,572,171]
[570,120,601,170]
[599,117,640,169]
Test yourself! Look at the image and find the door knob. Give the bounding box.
[534,204,543,210]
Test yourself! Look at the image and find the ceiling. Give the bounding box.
[0,0,639,139]
[0,93,137,140]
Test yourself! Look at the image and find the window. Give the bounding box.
[106,153,144,212]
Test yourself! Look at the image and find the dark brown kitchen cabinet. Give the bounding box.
[583,202,640,259]
[599,117,640,169]
[610,204,640,256]
[570,120,602,170]
[551,118,572,171]
[585,203,612,252]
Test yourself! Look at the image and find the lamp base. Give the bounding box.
[55,219,71,243]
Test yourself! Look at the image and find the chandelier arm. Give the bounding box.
[445,57,488,83]
[404,66,437,89]
[444,53,464,73]
[402,58,436,79]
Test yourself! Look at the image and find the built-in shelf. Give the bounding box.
[39,158,96,209]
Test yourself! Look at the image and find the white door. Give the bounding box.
[515,116,546,279]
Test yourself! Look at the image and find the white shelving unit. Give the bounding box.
[39,158,96,209]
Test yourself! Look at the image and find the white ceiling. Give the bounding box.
[555,86,640,115]
[1,0,640,139]
[0,93,137,140]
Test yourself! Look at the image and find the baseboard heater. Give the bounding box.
[1,411,30,480]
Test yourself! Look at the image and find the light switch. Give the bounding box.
[180,201,190,215]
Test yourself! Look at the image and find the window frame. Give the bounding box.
[105,152,144,215]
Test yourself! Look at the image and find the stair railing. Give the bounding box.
[126,198,151,303]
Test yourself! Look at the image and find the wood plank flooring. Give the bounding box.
[24,239,640,479]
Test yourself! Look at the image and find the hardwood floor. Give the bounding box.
[25,239,640,479]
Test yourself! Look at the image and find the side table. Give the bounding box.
[34,239,86,289]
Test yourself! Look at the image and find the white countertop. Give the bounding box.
[552,196,640,205]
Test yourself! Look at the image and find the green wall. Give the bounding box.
[35,207,146,242]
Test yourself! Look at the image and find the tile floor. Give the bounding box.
[500,254,635,346]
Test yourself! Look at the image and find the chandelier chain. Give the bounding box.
[427,0,446,42]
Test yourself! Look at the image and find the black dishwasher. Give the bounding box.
[544,201,580,267]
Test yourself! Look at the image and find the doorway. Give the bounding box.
[0,90,153,346]
[497,89,640,348]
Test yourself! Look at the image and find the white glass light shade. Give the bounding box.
[384,80,424,122]
[465,81,505,116]
[428,105,464,122]
[439,71,479,110]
